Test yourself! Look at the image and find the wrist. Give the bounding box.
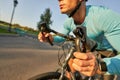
[97,60,107,74]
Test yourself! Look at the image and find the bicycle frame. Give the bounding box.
[39,23,98,80]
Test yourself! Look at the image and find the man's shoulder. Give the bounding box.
[86,5,111,18]
[86,5,110,12]
[86,5,108,9]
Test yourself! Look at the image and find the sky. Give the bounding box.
[0,0,120,32]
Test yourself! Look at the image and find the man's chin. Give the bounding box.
[61,12,66,14]
[61,11,69,15]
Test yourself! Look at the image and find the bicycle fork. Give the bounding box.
[59,47,76,80]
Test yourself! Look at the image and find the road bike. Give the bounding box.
[29,22,116,80]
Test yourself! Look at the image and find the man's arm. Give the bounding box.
[103,54,120,74]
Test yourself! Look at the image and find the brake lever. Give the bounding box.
[39,22,53,46]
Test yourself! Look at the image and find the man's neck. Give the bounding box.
[72,1,86,25]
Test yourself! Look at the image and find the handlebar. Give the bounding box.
[39,22,98,80]
[39,22,97,52]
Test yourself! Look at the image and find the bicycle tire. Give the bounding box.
[29,72,68,80]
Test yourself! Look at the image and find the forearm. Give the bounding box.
[103,54,120,74]
[53,35,65,43]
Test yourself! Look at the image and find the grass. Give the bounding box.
[0,28,9,33]
[0,27,16,34]
[0,24,39,35]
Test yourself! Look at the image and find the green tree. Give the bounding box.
[37,8,53,31]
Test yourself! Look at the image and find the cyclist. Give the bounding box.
[38,0,120,79]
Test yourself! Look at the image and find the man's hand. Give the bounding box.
[72,51,99,76]
[38,32,53,43]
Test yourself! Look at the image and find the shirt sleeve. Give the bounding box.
[99,8,120,52]
[53,18,72,43]
[99,8,120,74]
[87,6,120,74]
[103,54,120,74]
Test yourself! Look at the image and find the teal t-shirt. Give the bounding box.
[54,5,120,74]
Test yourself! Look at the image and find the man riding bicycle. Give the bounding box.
[38,0,120,79]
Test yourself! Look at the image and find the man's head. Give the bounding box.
[58,0,87,16]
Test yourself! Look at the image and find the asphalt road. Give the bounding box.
[0,34,60,80]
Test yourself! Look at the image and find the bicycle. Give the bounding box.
[29,22,116,80]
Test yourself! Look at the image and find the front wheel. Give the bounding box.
[29,72,68,80]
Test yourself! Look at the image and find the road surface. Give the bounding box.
[0,34,60,80]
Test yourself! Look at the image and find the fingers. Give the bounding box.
[73,52,93,60]
[38,32,46,42]
[73,58,95,67]
[38,32,53,42]
[72,62,96,76]
[72,63,95,72]
[72,52,98,76]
